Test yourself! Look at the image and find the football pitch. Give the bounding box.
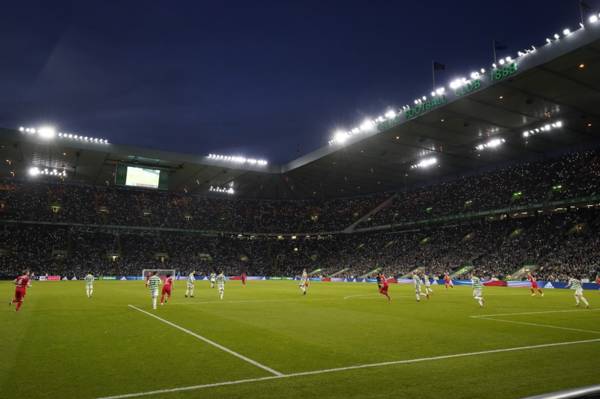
[1,280,599,399]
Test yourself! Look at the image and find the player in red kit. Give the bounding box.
[160,274,174,305]
[444,272,453,289]
[527,271,543,297]
[241,271,247,286]
[377,272,391,302]
[9,270,31,312]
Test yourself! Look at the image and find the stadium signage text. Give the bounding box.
[454,79,481,97]
[404,95,447,120]
[377,114,403,131]
[375,63,517,132]
[491,62,518,82]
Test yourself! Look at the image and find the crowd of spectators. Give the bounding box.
[1,207,598,281]
[0,183,386,233]
[1,148,600,281]
[361,148,600,228]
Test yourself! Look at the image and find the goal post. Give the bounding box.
[142,269,177,281]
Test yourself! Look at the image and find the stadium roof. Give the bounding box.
[2,19,600,199]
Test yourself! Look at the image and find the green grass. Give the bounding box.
[1,280,599,399]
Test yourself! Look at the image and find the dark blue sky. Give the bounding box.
[1,0,596,163]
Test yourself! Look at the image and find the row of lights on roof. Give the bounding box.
[329,12,599,147]
[206,154,268,166]
[475,137,506,151]
[410,157,438,170]
[19,126,109,144]
[28,166,67,177]
[209,185,235,195]
[523,121,563,137]
[411,119,564,167]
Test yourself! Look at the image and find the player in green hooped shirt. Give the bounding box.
[471,273,485,307]
[567,277,590,308]
[145,272,162,310]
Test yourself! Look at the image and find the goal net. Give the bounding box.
[142,269,177,281]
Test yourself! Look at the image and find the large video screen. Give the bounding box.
[115,164,168,190]
[125,166,161,189]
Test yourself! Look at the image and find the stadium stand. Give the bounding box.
[1,148,599,281]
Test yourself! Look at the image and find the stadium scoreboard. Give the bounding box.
[115,164,169,190]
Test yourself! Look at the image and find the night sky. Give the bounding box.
[1,0,597,164]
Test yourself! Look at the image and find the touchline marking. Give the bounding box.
[127,305,283,376]
[470,308,600,318]
[476,317,600,335]
[96,338,600,399]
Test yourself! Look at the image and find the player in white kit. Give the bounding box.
[299,269,309,295]
[185,271,196,298]
[422,272,433,296]
[216,271,226,300]
[210,272,217,288]
[84,272,94,298]
[413,271,428,302]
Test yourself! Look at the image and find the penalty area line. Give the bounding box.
[127,305,283,376]
[96,337,600,399]
[475,317,600,335]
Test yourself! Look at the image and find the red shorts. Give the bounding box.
[162,286,172,295]
[531,282,538,289]
[379,285,389,294]
[14,288,26,302]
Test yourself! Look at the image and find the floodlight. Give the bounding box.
[37,126,56,140]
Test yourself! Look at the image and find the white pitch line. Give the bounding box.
[476,317,600,335]
[470,308,600,318]
[96,337,600,399]
[127,305,283,376]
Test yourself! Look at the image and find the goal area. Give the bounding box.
[142,269,177,280]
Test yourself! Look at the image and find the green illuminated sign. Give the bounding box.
[405,96,447,120]
[377,114,403,131]
[491,63,518,82]
[455,79,481,97]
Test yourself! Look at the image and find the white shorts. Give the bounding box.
[187,283,194,289]
[151,288,159,298]
[86,283,93,288]
[218,284,224,291]
[575,288,583,296]
[473,288,482,298]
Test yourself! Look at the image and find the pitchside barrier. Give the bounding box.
[3,275,598,290]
